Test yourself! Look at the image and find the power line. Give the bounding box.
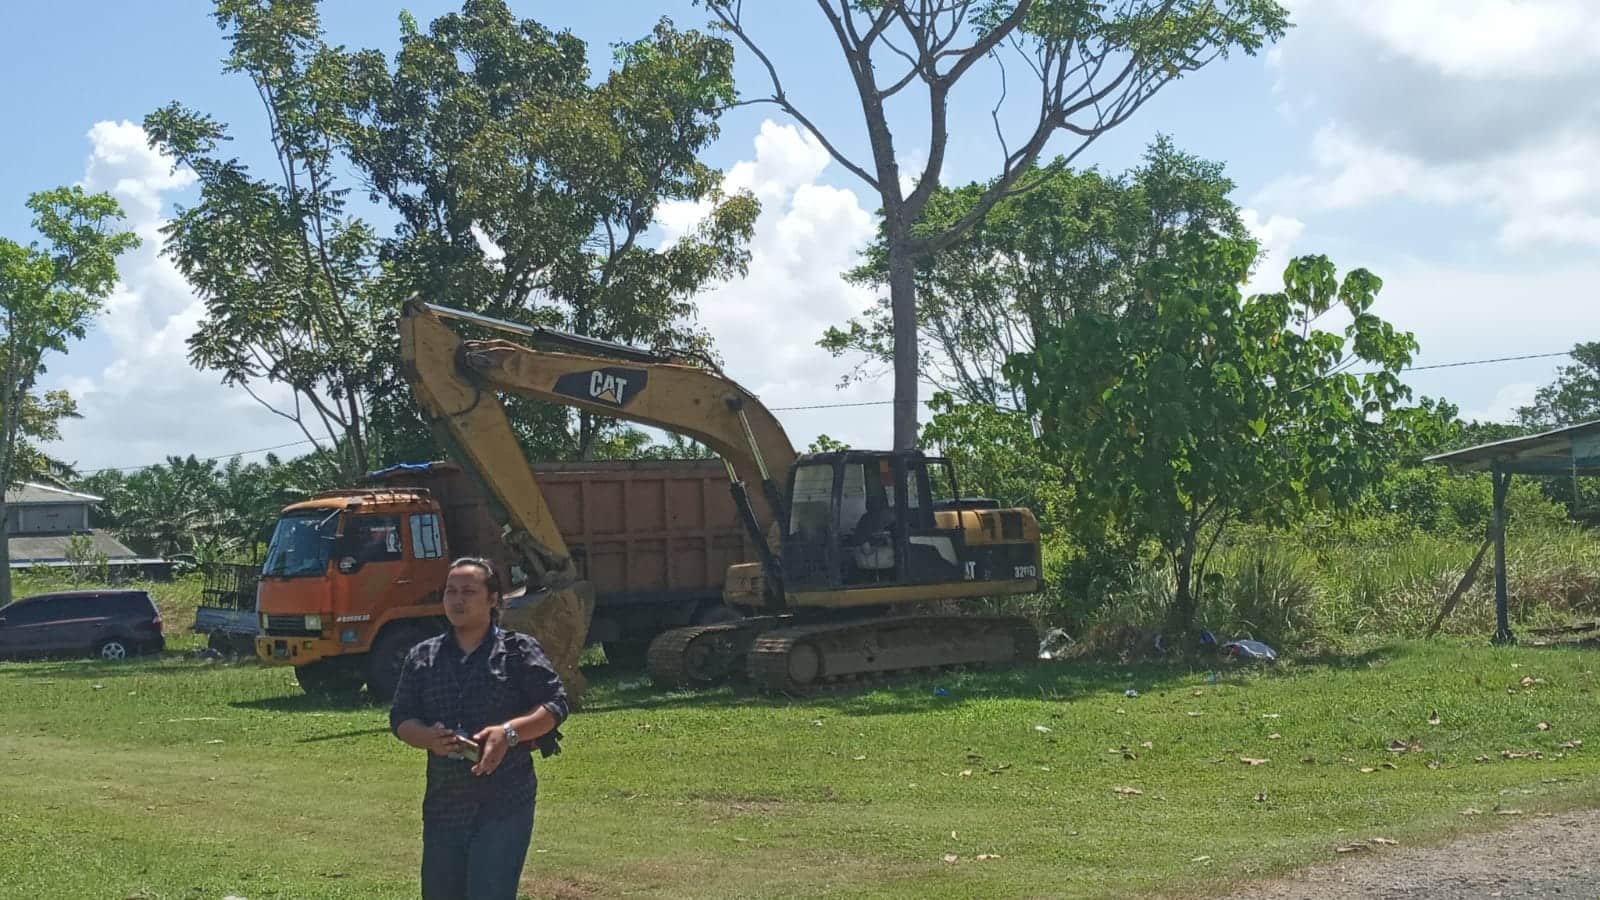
[1398,350,1573,373]
[770,399,895,411]
[79,438,320,476]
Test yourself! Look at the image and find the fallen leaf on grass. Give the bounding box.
[942,854,959,863]
[1254,792,1269,802]
[1520,676,1535,687]
[1537,722,1551,731]
[1191,855,1212,863]
[1502,750,1543,760]
[1240,756,1269,766]
[1113,786,1144,795]
[92,684,105,690]
[1370,837,1399,846]
[1301,756,1317,764]
[1382,762,1398,770]
[1192,689,1205,696]
[1335,844,1366,854]
[1475,755,1492,763]
[1187,711,1204,717]
[1387,739,1424,753]
[733,837,749,843]
[205,740,224,745]
[1427,760,1442,770]
[1496,809,1524,816]
[1262,713,1281,719]
[1268,733,1281,740]
[852,755,867,761]
[1034,725,1053,734]
[1428,710,1441,726]
[1359,767,1376,773]
[975,853,1002,861]
[959,770,973,777]
[1141,741,1154,749]
[1560,740,1584,749]
[1461,808,1482,816]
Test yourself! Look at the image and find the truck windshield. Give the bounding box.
[262,512,337,578]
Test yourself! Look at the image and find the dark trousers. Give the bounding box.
[420,802,536,900]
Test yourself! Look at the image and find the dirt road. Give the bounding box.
[1225,808,1600,899]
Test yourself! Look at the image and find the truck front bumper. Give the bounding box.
[256,635,341,666]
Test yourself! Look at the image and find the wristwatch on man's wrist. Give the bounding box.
[502,723,520,747]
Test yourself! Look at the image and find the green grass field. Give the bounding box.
[2,639,1598,899]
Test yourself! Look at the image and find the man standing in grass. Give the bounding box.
[391,557,568,900]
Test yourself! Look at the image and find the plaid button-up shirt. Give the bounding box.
[389,627,569,825]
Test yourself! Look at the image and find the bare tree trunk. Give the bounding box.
[888,235,919,450]
[0,503,11,606]
[1170,529,1199,636]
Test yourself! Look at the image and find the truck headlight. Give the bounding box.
[305,614,322,632]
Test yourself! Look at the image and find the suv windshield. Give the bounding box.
[263,512,337,578]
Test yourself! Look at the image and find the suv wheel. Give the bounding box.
[97,638,130,661]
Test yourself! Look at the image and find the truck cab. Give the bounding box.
[255,489,453,697]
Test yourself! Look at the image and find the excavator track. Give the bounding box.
[646,617,789,689]
[747,615,1038,694]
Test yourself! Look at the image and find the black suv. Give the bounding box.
[0,590,165,661]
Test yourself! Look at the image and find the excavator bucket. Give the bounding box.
[502,582,594,705]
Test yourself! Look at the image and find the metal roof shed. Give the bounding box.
[1424,420,1600,644]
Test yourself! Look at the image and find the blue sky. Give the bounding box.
[2,1,1596,473]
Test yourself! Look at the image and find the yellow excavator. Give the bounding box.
[399,298,1042,693]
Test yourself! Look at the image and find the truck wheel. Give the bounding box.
[367,627,426,702]
[295,658,363,697]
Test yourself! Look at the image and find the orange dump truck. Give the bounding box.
[253,459,759,697]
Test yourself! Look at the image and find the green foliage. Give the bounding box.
[1010,236,1419,631]
[827,138,1250,407]
[341,1,758,459]
[145,0,383,480]
[0,186,139,602]
[63,534,109,588]
[76,451,341,560]
[1518,341,1600,428]
[806,434,851,454]
[707,0,1288,449]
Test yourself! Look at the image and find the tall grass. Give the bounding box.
[1040,520,1600,653]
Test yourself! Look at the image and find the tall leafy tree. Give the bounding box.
[1518,341,1600,429]
[145,0,384,482]
[341,2,759,458]
[826,137,1248,408]
[703,0,1289,449]
[1009,236,1418,631]
[0,187,138,603]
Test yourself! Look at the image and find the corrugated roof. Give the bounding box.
[4,482,103,505]
[1424,419,1600,475]
[7,529,143,564]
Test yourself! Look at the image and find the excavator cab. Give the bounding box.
[781,450,969,592]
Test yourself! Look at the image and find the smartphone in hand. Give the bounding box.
[452,730,481,763]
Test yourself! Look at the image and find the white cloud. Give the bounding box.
[1283,0,1600,81]
[1240,208,1305,293]
[661,120,893,450]
[1256,123,1600,249]
[1458,381,1539,425]
[1263,1,1600,251]
[43,121,309,474]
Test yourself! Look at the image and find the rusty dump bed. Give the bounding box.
[372,459,765,612]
